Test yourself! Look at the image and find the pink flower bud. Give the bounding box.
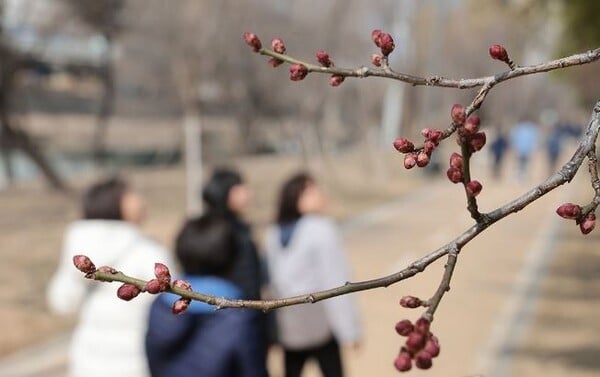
[415,351,433,369]
[404,153,417,169]
[267,58,283,68]
[289,64,308,81]
[394,352,412,372]
[427,129,443,144]
[406,331,426,351]
[316,50,332,67]
[395,319,414,336]
[469,132,487,152]
[371,54,383,67]
[117,283,141,301]
[423,141,436,155]
[379,33,395,56]
[424,338,440,357]
[415,317,431,334]
[154,263,171,283]
[393,137,414,153]
[464,116,480,134]
[96,266,117,274]
[451,104,466,125]
[449,152,463,169]
[580,213,596,235]
[243,32,262,52]
[489,44,509,62]
[172,298,191,315]
[73,255,95,274]
[329,75,345,87]
[466,180,483,197]
[556,203,581,219]
[172,279,192,291]
[416,152,430,168]
[371,29,383,47]
[271,38,286,54]
[400,295,422,308]
[144,279,164,294]
[447,167,463,184]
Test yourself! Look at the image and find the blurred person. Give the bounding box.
[145,214,268,377]
[546,122,564,174]
[47,177,173,377]
[510,119,540,182]
[490,128,509,179]
[264,172,362,377]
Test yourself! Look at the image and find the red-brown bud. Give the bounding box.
[416,152,430,168]
[415,351,433,370]
[379,33,395,56]
[400,295,422,308]
[394,352,412,372]
[154,263,171,282]
[464,116,480,134]
[172,279,192,291]
[73,255,95,274]
[423,141,436,155]
[395,319,414,336]
[316,50,332,67]
[268,58,284,68]
[489,44,509,62]
[469,132,487,152]
[466,180,483,197]
[449,152,463,169]
[371,29,383,47]
[371,54,383,67]
[414,318,431,334]
[393,137,414,153]
[424,338,440,358]
[427,130,443,144]
[404,153,417,169]
[289,64,308,81]
[243,32,262,52]
[447,167,463,184]
[451,104,466,125]
[406,331,426,351]
[556,203,581,219]
[580,213,596,235]
[172,298,191,315]
[144,279,164,294]
[117,283,141,301]
[329,75,345,87]
[271,38,286,54]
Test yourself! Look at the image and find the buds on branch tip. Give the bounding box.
[117,283,141,301]
[154,263,171,283]
[416,152,430,168]
[393,138,414,153]
[329,75,345,87]
[394,352,413,372]
[372,29,395,56]
[415,351,433,370]
[404,153,417,169]
[73,255,95,274]
[394,317,440,372]
[579,213,596,235]
[243,32,262,52]
[289,64,308,81]
[172,298,191,315]
[399,295,422,308]
[489,44,509,62]
[395,319,414,336]
[271,38,286,54]
[556,203,581,219]
[466,180,483,197]
[316,50,332,67]
[451,104,466,125]
[371,54,383,67]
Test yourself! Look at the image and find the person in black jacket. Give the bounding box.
[145,214,268,377]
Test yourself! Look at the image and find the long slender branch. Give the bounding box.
[423,249,459,322]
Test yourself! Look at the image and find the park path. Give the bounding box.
[0,155,590,377]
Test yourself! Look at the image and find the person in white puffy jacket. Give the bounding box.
[47,177,174,377]
[264,173,362,377]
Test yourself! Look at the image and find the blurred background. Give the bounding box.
[0,0,599,376]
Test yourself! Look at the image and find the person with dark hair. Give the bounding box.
[264,173,362,377]
[47,177,172,377]
[145,214,268,377]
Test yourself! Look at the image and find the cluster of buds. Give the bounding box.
[489,44,516,70]
[73,255,96,275]
[171,279,193,315]
[394,317,441,372]
[372,29,395,56]
[243,32,262,52]
[144,263,173,294]
[394,128,442,170]
[556,203,597,235]
[268,38,285,67]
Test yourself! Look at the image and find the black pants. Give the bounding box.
[284,338,343,377]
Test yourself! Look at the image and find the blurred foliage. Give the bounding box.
[555,1,600,54]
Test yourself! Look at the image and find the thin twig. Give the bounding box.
[423,248,459,322]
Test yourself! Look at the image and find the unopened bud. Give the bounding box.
[447,167,463,184]
[379,33,395,56]
[154,263,171,283]
[406,331,426,351]
[400,295,422,308]
[329,75,345,87]
[466,180,483,197]
[395,319,414,336]
[393,138,414,153]
[464,116,480,134]
[371,54,383,67]
[449,152,463,169]
[289,64,308,81]
[414,318,430,334]
[243,32,262,52]
[371,29,383,47]
[469,132,487,152]
[404,153,417,169]
[144,279,164,294]
[172,298,191,315]
[424,338,440,358]
[423,141,436,155]
[271,38,286,54]
[415,351,433,370]
[489,44,509,62]
[580,213,596,235]
[394,352,412,372]
[268,58,283,68]
[416,152,429,167]
[556,203,581,219]
[316,50,332,67]
[73,255,95,274]
[451,104,466,125]
[172,279,192,291]
[117,283,141,301]
[427,130,443,144]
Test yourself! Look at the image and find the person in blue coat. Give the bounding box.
[145,214,268,377]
